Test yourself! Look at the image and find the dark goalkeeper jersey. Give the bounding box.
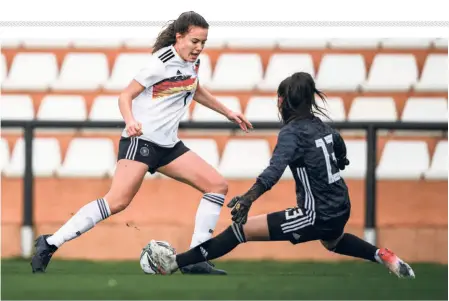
[256,116,351,221]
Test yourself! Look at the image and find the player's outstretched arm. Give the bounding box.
[193,83,253,132]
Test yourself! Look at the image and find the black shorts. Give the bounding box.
[267,207,350,244]
[117,137,190,174]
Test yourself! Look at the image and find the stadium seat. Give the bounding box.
[0,138,9,173]
[218,139,271,179]
[380,38,433,49]
[72,39,123,48]
[414,54,448,92]
[37,95,87,121]
[192,96,241,122]
[22,39,72,48]
[245,97,280,122]
[197,54,212,88]
[315,97,346,121]
[57,138,116,178]
[226,38,276,49]
[0,39,21,48]
[1,53,6,82]
[328,39,380,49]
[51,53,109,91]
[277,39,328,49]
[340,140,367,179]
[361,54,418,91]
[401,97,448,122]
[204,38,226,49]
[376,141,429,180]
[433,38,448,49]
[424,141,448,180]
[2,53,58,91]
[348,97,397,121]
[3,137,61,177]
[208,54,263,91]
[103,53,152,91]
[182,139,220,169]
[316,54,366,91]
[123,39,155,49]
[0,95,34,120]
[257,54,314,91]
[89,95,122,121]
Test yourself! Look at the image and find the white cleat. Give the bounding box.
[149,240,178,275]
[377,248,415,279]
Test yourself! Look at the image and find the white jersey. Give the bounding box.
[122,45,200,147]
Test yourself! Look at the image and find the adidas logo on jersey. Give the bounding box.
[176,70,182,75]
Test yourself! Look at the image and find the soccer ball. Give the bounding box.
[139,240,176,274]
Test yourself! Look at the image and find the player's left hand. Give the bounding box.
[337,157,350,170]
[226,111,253,133]
[227,195,252,225]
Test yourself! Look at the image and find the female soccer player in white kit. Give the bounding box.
[31,11,252,275]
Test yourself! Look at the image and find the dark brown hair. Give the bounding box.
[277,72,330,124]
[152,11,209,53]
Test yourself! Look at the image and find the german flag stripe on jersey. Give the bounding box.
[152,76,197,99]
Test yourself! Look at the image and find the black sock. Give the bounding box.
[332,233,378,263]
[176,223,246,268]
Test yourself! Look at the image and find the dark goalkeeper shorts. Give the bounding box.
[117,136,190,174]
[267,207,350,244]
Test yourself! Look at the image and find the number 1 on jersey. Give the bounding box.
[183,92,191,106]
[315,134,341,184]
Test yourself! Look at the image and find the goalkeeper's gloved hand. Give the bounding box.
[337,157,350,170]
[227,195,253,225]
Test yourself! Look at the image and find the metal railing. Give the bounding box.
[1,120,447,257]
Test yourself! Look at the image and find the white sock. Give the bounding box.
[189,193,224,248]
[374,249,382,264]
[46,198,111,248]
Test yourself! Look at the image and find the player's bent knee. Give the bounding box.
[321,234,344,251]
[206,177,228,195]
[103,194,133,215]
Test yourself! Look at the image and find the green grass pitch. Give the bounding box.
[1,258,447,300]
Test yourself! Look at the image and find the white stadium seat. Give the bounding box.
[72,39,123,48]
[226,38,276,49]
[219,139,271,179]
[22,39,72,48]
[414,54,448,92]
[245,97,280,122]
[0,95,34,120]
[183,139,220,169]
[380,38,433,49]
[348,97,397,121]
[361,54,418,91]
[401,97,448,122]
[51,53,109,91]
[328,39,380,49]
[433,38,448,49]
[257,54,314,91]
[316,54,366,91]
[277,39,328,49]
[0,138,10,173]
[123,39,155,49]
[89,95,122,121]
[0,39,21,48]
[2,53,58,91]
[376,141,429,180]
[197,54,212,88]
[103,53,152,91]
[192,96,241,122]
[57,138,116,178]
[424,141,448,180]
[1,53,6,82]
[315,97,346,122]
[37,95,87,121]
[208,54,263,91]
[3,138,61,177]
[340,140,367,179]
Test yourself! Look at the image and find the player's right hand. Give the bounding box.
[126,120,143,137]
[227,195,252,225]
